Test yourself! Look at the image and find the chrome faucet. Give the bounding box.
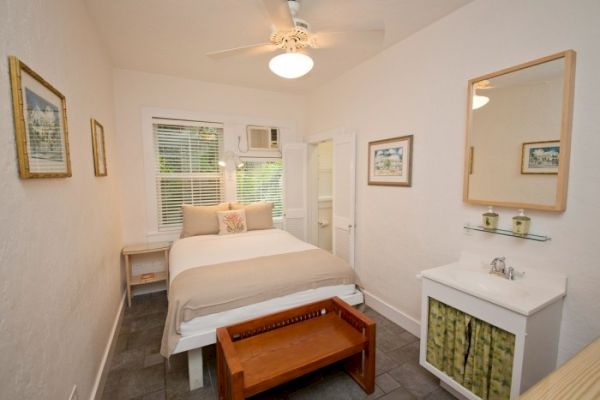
[489,256,515,280]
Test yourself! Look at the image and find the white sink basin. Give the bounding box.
[420,253,567,316]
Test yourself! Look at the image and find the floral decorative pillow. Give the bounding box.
[217,210,247,235]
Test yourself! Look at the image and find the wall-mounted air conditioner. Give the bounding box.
[247,126,280,151]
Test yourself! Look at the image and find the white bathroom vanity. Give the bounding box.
[419,253,567,400]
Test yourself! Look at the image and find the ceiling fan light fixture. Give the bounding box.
[269,52,314,79]
[472,94,490,110]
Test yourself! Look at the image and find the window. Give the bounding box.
[236,160,283,217]
[153,119,223,230]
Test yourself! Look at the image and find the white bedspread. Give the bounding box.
[179,284,358,336]
[170,228,315,283]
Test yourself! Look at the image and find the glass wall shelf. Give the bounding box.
[464,224,551,242]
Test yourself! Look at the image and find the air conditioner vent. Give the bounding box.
[247,126,280,151]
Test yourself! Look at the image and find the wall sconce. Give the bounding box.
[219,151,244,169]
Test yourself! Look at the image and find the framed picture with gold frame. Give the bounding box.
[9,56,71,178]
[91,119,107,176]
[368,135,413,186]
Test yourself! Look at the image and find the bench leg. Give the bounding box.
[216,337,245,400]
[188,348,204,390]
[344,326,376,393]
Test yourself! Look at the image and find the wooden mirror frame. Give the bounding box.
[463,50,576,211]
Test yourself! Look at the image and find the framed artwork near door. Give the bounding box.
[368,135,413,187]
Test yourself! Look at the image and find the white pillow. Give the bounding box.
[217,209,248,235]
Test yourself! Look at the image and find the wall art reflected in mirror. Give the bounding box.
[463,50,576,211]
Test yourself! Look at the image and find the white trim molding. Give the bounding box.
[363,289,421,337]
[91,292,126,400]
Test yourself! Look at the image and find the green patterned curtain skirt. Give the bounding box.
[426,298,515,400]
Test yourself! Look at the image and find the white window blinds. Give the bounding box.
[236,160,283,217]
[153,119,224,230]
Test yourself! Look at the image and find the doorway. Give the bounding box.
[307,130,356,266]
[316,140,333,252]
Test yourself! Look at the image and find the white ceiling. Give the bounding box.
[85,0,472,94]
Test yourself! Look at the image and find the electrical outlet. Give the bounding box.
[69,385,78,400]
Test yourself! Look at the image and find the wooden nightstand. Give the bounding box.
[122,241,171,307]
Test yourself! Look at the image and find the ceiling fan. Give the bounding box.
[206,0,385,79]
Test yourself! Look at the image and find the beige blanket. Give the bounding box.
[160,249,355,357]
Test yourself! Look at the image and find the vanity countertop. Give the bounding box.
[420,253,567,316]
[520,336,600,399]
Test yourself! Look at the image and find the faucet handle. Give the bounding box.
[506,266,514,280]
[490,256,506,267]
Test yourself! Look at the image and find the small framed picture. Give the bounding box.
[9,56,71,178]
[368,135,413,186]
[521,140,560,174]
[91,119,107,176]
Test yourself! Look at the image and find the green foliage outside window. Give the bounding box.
[236,160,283,217]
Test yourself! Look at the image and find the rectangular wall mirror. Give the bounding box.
[463,50,576,211]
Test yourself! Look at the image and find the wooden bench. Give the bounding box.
[216,297,376,399]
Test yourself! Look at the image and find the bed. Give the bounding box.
[159,228,364,389]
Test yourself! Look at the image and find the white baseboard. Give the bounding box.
[363,290,421,337]
[90,291,126,400]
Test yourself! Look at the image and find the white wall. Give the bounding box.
[0,0,123,399]
[306,0,600,364]
[113,69,307,244]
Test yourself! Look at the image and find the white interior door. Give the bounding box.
[332,133,356,266]
[282,143,307,240]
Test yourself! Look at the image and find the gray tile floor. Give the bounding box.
[101,292,455,400]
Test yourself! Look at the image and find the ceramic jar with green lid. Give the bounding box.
[482,206,499,230]
[512,209,531,235]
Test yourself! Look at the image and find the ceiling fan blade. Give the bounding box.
[262,0,295,31]
[312,29,385,49]
[206,43,276,59]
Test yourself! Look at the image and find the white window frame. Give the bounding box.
[141,107,296,241]
[153,118,225,231]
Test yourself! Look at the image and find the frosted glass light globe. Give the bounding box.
[269,52,314,79]
[472,94,490,110]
